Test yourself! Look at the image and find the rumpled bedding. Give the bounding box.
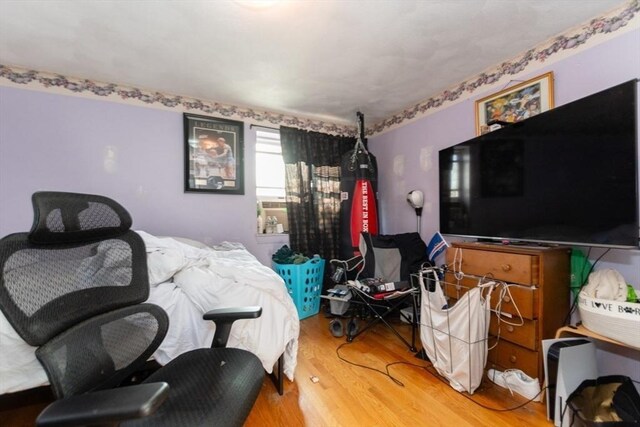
[139,231,300,380]
[0,231,299,395]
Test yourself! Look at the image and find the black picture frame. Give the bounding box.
[184,113,244,194]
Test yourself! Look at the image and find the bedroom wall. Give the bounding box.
[368,28,640,379]
[0,88,289,265]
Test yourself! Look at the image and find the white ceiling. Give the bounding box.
[0,0,627,126]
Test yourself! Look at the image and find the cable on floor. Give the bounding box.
[336,340,548,412]
[335,341,406,386]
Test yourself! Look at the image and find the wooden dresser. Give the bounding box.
[444,241,570,382]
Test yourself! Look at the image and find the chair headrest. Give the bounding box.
[29,191,132,244]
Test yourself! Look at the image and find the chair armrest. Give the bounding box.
[203,306,262,348]
[36,382,169,427]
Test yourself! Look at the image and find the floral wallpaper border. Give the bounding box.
[0,65,357,136]
[0,0,637,137]
[369,0,639,135]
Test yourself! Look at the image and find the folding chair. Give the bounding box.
[334,232,431,351]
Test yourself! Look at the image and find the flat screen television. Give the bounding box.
[439,79,639,248]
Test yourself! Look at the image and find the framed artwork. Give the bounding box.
[475,71,554,135]
[184,113,244,194]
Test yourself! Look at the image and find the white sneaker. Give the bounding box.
[487,369,542,402]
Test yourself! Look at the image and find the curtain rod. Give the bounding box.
[250,124,280,131]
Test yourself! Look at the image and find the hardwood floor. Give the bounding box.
[246,312,550,426]
[1,310,551,426]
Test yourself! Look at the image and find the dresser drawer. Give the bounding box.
[488,340,539,380]
[489,317,538,350]
[447,248,538,285]
[443,273,538,319]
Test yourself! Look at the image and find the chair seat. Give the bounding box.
[124,348,264,427]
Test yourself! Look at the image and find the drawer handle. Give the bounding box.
[510,355,517,364]
[501,264,512,272]
[503,295,511,303]
[507,325,514,333]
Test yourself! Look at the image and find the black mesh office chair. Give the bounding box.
[0,192,264,426]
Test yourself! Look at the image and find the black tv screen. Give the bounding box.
[439,80,639,248]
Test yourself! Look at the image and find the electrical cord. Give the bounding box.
[420,363,549,412]
[453,247,464,281]
[493,282,524,327]
[562,247,610,326]
[336,340,546,412]
[329,254,365,282]
[335,341,405,386]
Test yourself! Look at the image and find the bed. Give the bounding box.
[0,230,299,395]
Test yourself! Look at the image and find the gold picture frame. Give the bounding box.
[475,71,554,135]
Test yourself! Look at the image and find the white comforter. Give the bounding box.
[0,232,299,395]
[140,231,299,380]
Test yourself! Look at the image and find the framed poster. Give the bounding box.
[184,113,244,194]
[475,72,554,135]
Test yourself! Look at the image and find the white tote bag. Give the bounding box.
[419,269,493,394]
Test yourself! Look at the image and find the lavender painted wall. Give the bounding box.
[369,29,640,377]
[0,89,288,265]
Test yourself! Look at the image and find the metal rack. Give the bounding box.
[415,267,497,394]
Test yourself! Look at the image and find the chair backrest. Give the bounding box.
[36,303,168,398]
[28,191,133,244]
[359,232,430,281]
[0,192,150,345]
[0,192,163,398]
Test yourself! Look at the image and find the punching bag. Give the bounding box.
[340,112,379,259]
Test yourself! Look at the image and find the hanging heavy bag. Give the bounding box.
[339,112,379,260]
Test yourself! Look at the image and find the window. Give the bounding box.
[256,129,288,233]
[255,129,285,199]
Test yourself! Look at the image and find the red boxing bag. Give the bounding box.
[350,178,378,249]
[339,147,379,259]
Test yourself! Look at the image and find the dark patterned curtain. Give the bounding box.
[280,126,355,262]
